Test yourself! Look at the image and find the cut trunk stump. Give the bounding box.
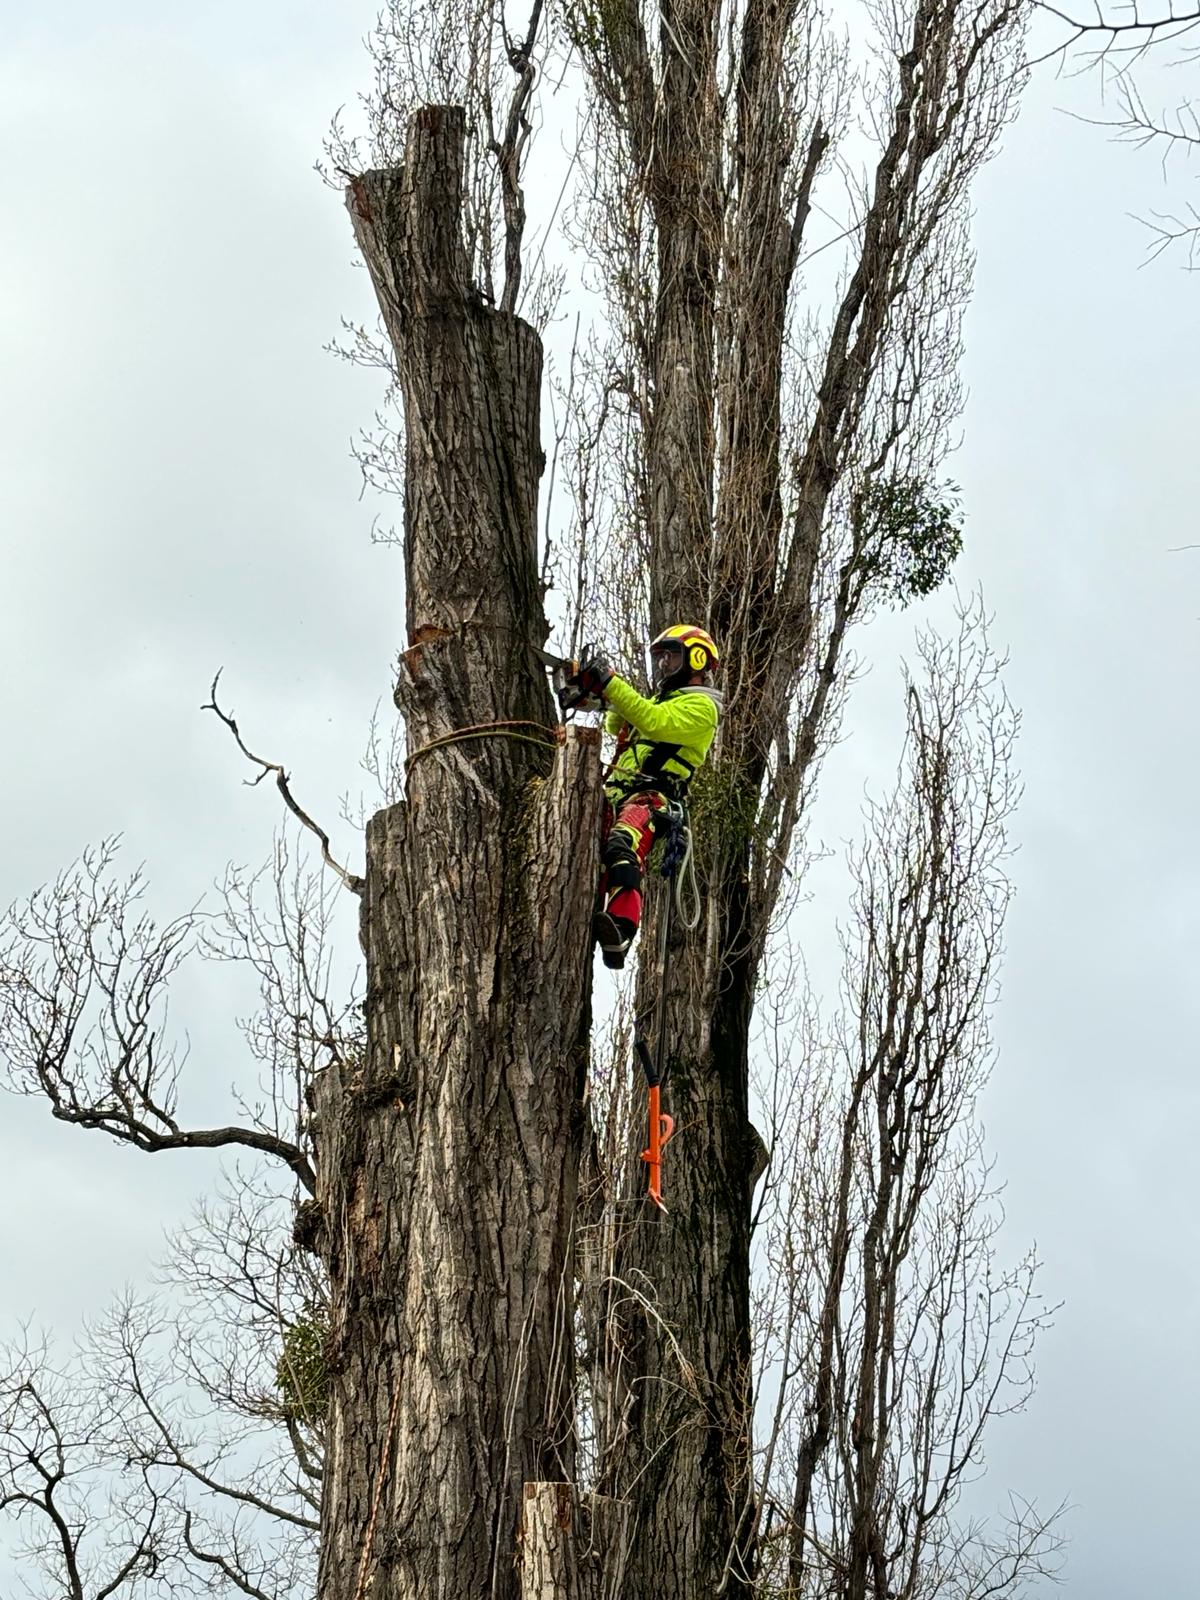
[519,1483,630,1600]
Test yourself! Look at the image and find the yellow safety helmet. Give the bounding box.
[649,624,720,691]
[650,623,720,674]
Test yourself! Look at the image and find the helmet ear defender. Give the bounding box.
[689,644,707,671]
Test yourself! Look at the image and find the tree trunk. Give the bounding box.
[313,107,604,1600]
[616,6,982,1591]
[615,10,793,1594]
[614,843,764,1600]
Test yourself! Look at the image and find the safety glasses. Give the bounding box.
[650,643,685,685]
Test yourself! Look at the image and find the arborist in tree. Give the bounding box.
[566,625,722,969]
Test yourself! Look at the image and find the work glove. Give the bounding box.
[553,643,613,715]
[576,647,614,699]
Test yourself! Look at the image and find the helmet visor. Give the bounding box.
[650,641,686,688]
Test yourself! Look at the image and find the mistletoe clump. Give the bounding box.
[276,1312,329,1422]
[860,477,964,605]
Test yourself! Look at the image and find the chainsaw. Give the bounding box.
[534,643,604,715]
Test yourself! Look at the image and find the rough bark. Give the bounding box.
[645,0,721,629]
[313,107,604,1600]
[615,868,761,1600]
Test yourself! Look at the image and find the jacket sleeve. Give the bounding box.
[603,677,718,748]
[604,708,626,738]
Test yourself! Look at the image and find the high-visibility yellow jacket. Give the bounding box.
[602,678,722,798]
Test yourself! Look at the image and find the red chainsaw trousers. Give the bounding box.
[599,791,667,936]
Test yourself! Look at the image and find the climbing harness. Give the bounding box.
[634,800,699,1211]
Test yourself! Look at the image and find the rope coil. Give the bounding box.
[659,804,701,931]
[673,821,701,932]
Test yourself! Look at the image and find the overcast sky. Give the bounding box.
[2,2,1197,1596]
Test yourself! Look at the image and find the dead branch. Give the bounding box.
[203,673,364,897]
[490,1,545,312]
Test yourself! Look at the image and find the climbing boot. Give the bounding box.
[594,910,635,970]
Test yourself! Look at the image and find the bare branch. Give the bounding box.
[0,1334,167,1600]
[183,1512,275,1600]
[1037,1,1200,263]
[203,672,365,896]
[749,601,1065,1598]
[0,842,317,1192]
[490,1,546,312]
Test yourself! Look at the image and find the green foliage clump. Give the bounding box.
[684,756,761,876]
[860,477,964,605]
[276,1313,329,1423]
